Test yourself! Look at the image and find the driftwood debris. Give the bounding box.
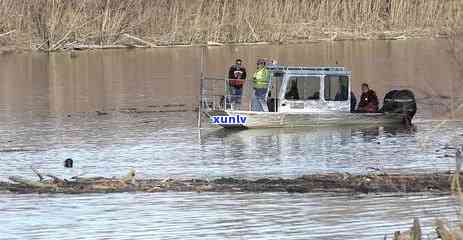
[451,147,463,193]
[123,34,157,47]
[389,217,463,240]
[1,148,462,194]
[392,218,422,240]
[0,170,461,194]
[435,219,457,240]
[0,30,16,38]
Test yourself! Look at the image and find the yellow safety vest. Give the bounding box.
[253,67,269,89]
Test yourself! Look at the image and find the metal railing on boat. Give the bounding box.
[200,76,248,111]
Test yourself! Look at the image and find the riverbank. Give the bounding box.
[0,30,449,54]
[0,0,461,52]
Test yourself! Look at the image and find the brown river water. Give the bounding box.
[1,39,463,239]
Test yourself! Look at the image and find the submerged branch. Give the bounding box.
[30,166,44,181]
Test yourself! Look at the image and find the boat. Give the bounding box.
[199,63,416,129]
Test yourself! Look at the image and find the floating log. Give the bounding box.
[0,170,461,194]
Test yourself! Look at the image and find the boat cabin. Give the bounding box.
[265,65,352,113]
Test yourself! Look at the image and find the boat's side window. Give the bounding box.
[285,76,320,100]
[324,75,349,101]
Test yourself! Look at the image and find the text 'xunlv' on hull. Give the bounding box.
[205,110,408,129]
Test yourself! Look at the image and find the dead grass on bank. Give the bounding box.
[389,148,463,240]
[0,0,462,51]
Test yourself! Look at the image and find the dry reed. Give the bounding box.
[0,0,462,51]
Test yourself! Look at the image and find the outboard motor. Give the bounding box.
[380,89,417,124]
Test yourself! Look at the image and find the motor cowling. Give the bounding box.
[380,89,417,121]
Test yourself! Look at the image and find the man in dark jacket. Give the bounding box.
[228,59,247,80]
[357,83,379,112]
[227,59,247,107]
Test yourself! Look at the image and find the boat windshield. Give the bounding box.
[324,75,349,101]
[284,76,320,100]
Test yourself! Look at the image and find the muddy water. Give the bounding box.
[1,39,463,239]
[1,193,459,240]
[1,39,462,117]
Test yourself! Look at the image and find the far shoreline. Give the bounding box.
[0,30,449,54]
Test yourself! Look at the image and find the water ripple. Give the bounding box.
[0,192,458,240]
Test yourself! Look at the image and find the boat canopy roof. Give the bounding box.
[267,64,351,76]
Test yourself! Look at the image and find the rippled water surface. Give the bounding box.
[1,40,463,239]
[1,192,459,240]
[0,112,461,180]
[1,111,462,239]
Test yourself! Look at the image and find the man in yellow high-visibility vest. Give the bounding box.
[251,59,270,111]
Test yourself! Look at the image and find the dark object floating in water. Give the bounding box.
[0,148,43,153]
[120,108,190,114]
[96,111,108,116]
[141,120,156,124]
[437,95,451,99]
[162,104,186,108]
[443,145,456,150]
[120,107,137,111]
[64,158,73,168]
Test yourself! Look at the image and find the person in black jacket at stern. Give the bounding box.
[357,83,379,113]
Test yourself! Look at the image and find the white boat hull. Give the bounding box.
[205,110,409,129]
